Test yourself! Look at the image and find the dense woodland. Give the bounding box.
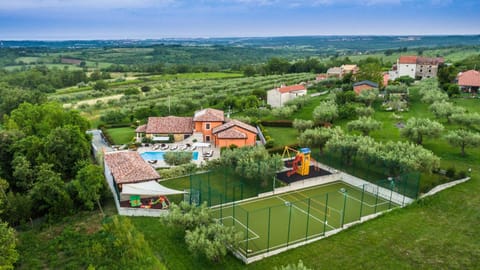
[0,38,480,269]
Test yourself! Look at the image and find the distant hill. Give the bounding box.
[2,35,480,51]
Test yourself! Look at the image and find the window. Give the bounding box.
[205,123,211,130]
[205,135,210,142]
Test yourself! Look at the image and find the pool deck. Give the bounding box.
[136,143,220,168]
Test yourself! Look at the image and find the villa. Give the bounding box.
[135,108,258,148]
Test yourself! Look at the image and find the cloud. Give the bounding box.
[0,0,176,10]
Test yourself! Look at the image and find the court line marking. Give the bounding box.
[337,191,390,208]
[217,216,260,242]
[275,196,336,230]
[211,181,346,209]
[283,190,343,215]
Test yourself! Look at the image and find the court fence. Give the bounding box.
[190,169,420,263]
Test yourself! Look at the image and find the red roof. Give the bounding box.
[193,108,224,122]
[216,128,248,139]
[457,70,480,87]
[399,55,444,65]
[104,151,160,184]
[135,124,146,133]
[145,116,193,134]
[383,73,389,87]
[212,119,258,135]
[399,56,418,64]
[277,85,306,94]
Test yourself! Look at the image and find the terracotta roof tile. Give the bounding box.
[277,84,307,94]
[212,119,258,135]
[216,128,247,139]
[457,70,480,87]
[135,124,146,133]
[193,108,224,122]
[145,116,193,134]
[398,56,418,64]
[105,151,160,184]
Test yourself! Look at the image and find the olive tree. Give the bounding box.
[298,127,343,154]
[313,101,338,125]
[445,129,480,156]
[292,119,314,132]
[400,117,444,145]
[347,117,382,136]
[0,221,18,270]
[429,101,465,122]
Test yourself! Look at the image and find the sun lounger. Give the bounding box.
[160,144,169,150]
[180,145,188,151]
[170,144,178,150]
[190,146,197,151]
[203,150,214,157]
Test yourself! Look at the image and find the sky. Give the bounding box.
[0,0,479,40]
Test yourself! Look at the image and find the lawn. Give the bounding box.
[105,127,135,145]
[264,127,298,148]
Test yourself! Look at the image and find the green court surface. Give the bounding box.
[210,181,398,257]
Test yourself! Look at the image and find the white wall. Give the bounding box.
[267,89,282,108]
[397,63,416,79]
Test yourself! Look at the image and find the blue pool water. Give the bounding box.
[141,151,199,161]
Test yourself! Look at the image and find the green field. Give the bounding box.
[106,127,135,144]
[211,181,396,257]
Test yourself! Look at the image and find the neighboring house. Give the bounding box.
[383,73,390,87]
[104,151,160,190]
[327,65,359,79]
[457,70,480,93]
[353,80,379,95]
[212,119,258,148]
[327,67,342,78]
[193,108,225,143]
[316,74,328,81]
[267,84,307,108]
[390,56,444,80]
[135,116,193,142]
[341,64,359,76]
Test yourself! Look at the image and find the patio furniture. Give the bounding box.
[170,144,178,150]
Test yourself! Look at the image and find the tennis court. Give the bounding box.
[210,181,397,257]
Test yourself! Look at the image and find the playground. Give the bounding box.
[277,146,332,184]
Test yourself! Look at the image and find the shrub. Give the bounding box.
[446,167,456,178]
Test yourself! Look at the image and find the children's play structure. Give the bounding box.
[129,195,170,209]
[282,146,312,177]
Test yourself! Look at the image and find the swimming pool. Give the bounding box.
[141,151,199,161]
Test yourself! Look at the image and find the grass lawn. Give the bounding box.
[264,127,298,148]
[105,127,135,145]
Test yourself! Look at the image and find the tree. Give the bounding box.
[326,134,376,166]
[298,127,343,154]
[215,146,283,187]
[185,222,242,263]
[357,62,384,87]
[29,164,73,217]
[313,101,338,125]
[43,125,91,179]
[93,80,108,91]
[429,101,466,122]
[71,163,105,213]
[450,113,480,128]
[347,117,382,136]
[421,90,448,104]
[445,129,480,156]
[0,221,18,270]
[140,85,151,92]
[357,88,379,107]
[11,155,35,192]
[164,151,193,166]
[400,117,444,145]
[101,216,165,269]
[164,202,241,263]
[292,119,314,132]
[272,106,296,119]
[355,106,375,117]
[394,75,414,86]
